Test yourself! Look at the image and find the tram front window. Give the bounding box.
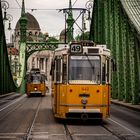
[69,56,100,84]
[31,74,41,84]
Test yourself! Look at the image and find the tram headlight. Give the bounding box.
[81,98,87,104]
[34,87,37,91]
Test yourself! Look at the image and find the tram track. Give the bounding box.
[101,118,139,140]
[0,94,25,112]
[0,96,46,140]
[24,97,42,140]
[62,118,140,140]
[101,123,127,140]
[64,123,74,140]
[0,95,26,121]
[0,94,139,140]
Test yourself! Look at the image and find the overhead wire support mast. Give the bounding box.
[58,7,88,43]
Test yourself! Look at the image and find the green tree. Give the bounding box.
[47,36,59,42]
[75,32,90,41]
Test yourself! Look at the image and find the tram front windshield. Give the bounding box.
[31,74,41,84]
[69,55,100,84]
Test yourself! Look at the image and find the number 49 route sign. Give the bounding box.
[70,43,83,54]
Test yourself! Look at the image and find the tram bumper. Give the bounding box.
[30,90,42,93]
[66,109,102,120]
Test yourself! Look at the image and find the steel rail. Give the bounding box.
[63,123,74,140]
[108,118,138,135]
[0,95,25,112]
[25,98,42,140]
[0,95,26,121]
[101,118,139,140]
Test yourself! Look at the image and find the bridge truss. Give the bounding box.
[90,0,140,104]
[0,0,140,104]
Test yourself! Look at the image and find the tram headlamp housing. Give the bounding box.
[34,87,37,91]
[81,98,87,104]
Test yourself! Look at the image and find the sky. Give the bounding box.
[4,0,92,43]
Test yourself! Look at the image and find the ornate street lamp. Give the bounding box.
[7,14,13,30]
[85,0,94,22]
[84,0,94,36]
[6,14,13,66]
[1,0,9,20]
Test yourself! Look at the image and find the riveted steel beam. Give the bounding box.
[90,0,140,104]
[0,2,17,94]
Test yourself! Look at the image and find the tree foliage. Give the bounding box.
[75,32,90,41]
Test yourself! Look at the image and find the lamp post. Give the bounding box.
[7,14,13,66]
[1,0,9,30]
[1,0,9,20]
[7,14,13,31]
[85,0,94,28]
[12,55,21,80]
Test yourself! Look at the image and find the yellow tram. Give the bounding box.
[51,41,111,120]
[26,68,46,96]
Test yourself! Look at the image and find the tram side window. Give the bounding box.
[55,59,61,82]
[62,55,67,83]
[106,59,110,83]
[102,63,106,84]
[50,61,55,81]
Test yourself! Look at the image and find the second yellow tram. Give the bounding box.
[26,68,46,96]
[51,41,111,120]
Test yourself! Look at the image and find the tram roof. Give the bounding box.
[54,43,110,57]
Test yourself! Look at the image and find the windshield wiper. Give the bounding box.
[84,52,95,73]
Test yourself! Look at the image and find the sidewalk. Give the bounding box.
[0,92,15,98]
[111,99,140,112]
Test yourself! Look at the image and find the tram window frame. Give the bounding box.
[50,60,55,81]
[106,58,111,84]
[62,55,67,84]
[55,57,62,83]
[68,55,101,84]
[102,56,106,84]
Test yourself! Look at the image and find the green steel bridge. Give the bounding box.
[0,0,140,104]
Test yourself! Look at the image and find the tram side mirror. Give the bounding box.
[111,59,117,71]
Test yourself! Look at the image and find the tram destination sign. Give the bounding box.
[70,43,83,54]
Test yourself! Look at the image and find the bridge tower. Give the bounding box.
[66,0,74,42]
[17,0,27,93]
[19,0,27,43]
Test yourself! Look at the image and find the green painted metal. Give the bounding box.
[1,0,140,102]
[26,42,60,59]
[90,0,140,104]
[66,0,74,42]
[16,0,59,93]
[0,2,17,94]
[121,17,130,102]
[19,0,27,43]
[16,0,27,93]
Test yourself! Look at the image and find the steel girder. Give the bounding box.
[17,42,59,93]
[26,42,59,59]
[0,3,17,94]
[90,0,140,104]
